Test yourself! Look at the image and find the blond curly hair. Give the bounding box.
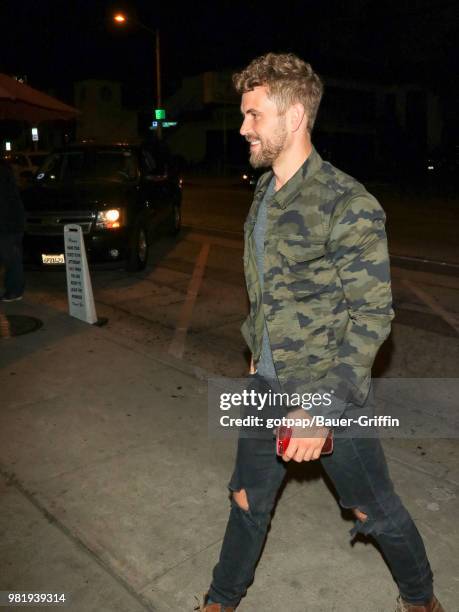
[233,52,323,133]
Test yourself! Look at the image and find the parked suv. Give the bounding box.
[22,143,182,271]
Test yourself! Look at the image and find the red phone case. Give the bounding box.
[276,426,334,456]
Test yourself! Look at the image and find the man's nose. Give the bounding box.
[240,116,250,136]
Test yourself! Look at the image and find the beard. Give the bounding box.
[248,116,288,168]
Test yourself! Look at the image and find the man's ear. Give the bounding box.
[289,103,307,132]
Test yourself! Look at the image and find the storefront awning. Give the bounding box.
[0,74,80,123]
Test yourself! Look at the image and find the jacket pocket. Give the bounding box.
[277,235,326,263]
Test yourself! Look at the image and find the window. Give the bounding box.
[12,154,28,167]
[37,149,139,183]
[141,151,157,174]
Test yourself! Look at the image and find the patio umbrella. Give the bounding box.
[0,74,79,123]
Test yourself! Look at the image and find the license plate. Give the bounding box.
[42,253,65,265]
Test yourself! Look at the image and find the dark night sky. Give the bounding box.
[1,0,458,116]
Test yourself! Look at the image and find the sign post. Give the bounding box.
[64,225,98,325]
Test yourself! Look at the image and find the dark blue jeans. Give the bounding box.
[0,233,24,297]
[209,395,433,607]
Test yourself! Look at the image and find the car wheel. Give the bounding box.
[169,201,181,235]
[126,225,149,272]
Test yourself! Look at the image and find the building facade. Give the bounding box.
[74,80,139,144]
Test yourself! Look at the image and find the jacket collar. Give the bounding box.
[245,147,323,234]
[271,146,323,210]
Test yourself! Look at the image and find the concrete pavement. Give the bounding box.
[0,298,458,612]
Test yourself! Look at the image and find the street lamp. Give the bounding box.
[113,11,162,137]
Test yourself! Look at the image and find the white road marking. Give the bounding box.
[392,254,459,269]
[185,230,243,251]
[402,279,459,335]
[168,242,211,359]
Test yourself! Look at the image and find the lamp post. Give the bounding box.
[114,12,162,138]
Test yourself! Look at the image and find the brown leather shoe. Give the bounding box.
[194,594,235,611]
[395,595,445,611]
[198,605,235,612]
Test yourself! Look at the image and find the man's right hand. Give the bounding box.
[249,355,257,374]
[279,409,329,463]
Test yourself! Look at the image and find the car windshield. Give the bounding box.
[36,150,138,183]
[29,154,47,167]
[10,154,28,167]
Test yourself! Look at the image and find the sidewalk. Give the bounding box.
[0,299,457,612]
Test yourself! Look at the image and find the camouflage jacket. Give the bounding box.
[241,148,394,415]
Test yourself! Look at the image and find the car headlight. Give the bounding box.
[95,208,125,229]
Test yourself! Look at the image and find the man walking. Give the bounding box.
[0,159,25,302]
[199,54,443,611]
